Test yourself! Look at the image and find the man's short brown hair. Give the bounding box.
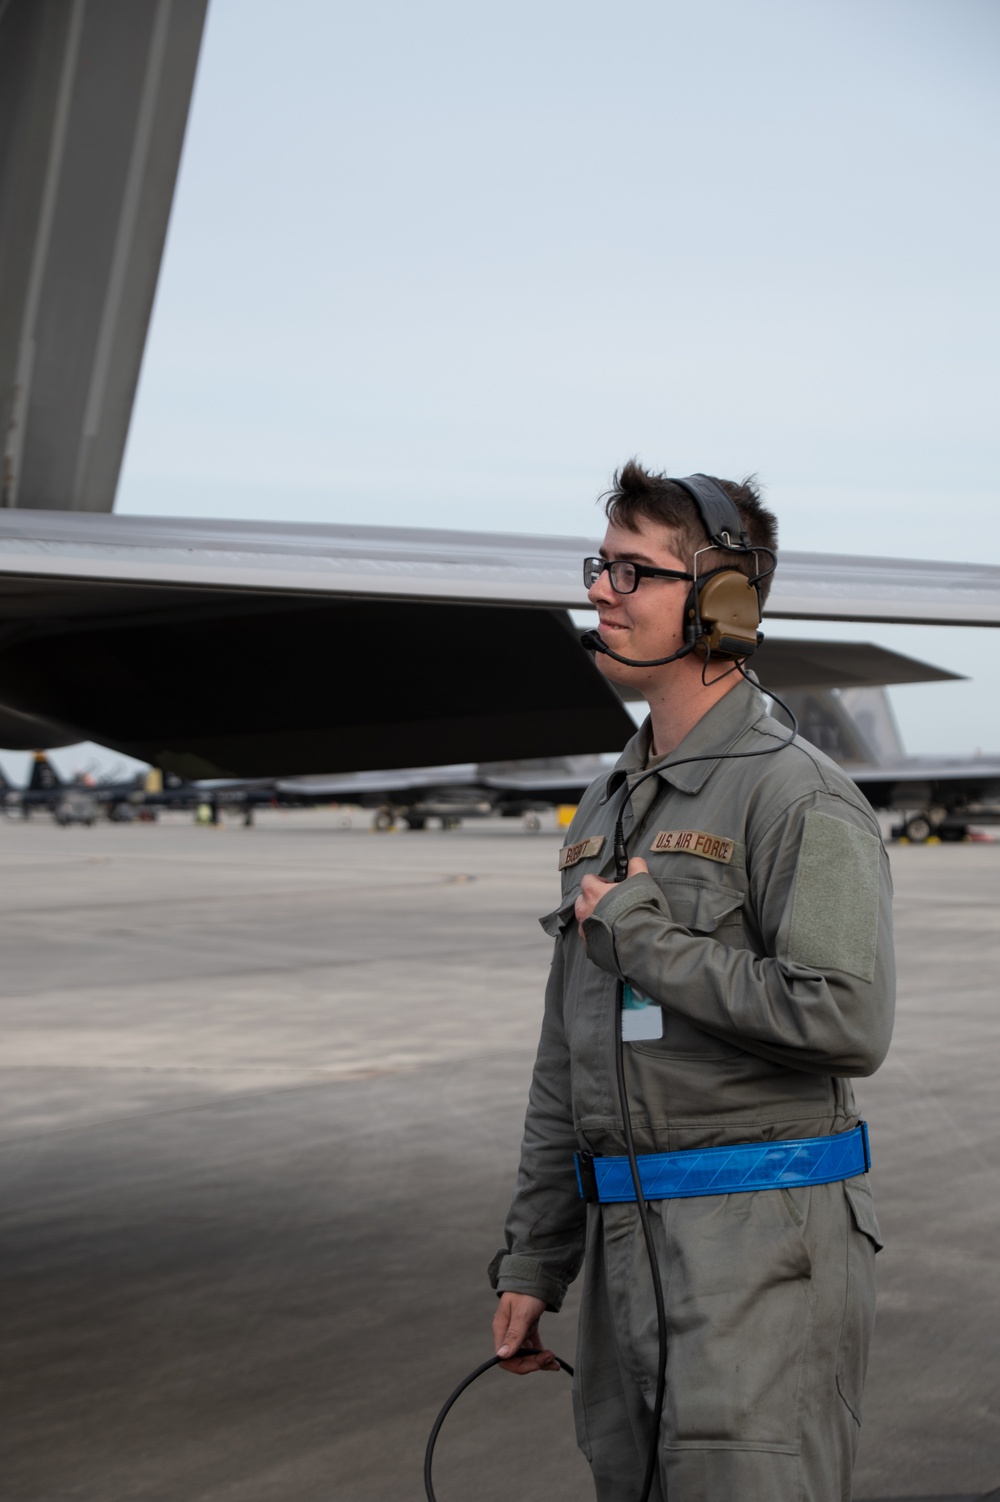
[602,461,779,605]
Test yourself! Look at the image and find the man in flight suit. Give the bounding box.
[488,463,894,1502]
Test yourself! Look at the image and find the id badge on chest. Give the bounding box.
[621,982,664,1041]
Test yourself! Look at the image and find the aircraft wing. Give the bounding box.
[1,512,998,776]
[849,757,1000,807]
[0,701,85,752]
[0,514,636,775]
[275,766,482,798]
[1,511,1000,620]
[478,770,596,803]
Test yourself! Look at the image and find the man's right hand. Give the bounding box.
[492,1292,561,1374]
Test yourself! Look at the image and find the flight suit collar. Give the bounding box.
[601,676,767,802]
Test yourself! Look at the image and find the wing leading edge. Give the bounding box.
[1,512,1000,623]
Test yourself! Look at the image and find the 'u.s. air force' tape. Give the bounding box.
[574,1123,871,1203]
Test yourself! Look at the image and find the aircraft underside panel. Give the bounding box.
[0,591,635,776]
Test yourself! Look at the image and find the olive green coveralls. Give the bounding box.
[490,678,895,1502]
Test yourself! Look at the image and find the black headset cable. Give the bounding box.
[423,1349,574,1502]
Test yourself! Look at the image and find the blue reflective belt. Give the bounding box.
[574,1122,870,1204]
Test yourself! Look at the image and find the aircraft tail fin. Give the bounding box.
[770,687,904,767]
[836,687,905,765]
[28,752,62,792]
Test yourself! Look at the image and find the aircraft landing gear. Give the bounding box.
[903,813,932,843]
[373,807,396,832]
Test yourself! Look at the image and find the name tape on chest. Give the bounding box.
[651,829,734,865]
[558,835,606,870]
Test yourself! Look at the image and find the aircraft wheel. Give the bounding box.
[373,809,395,832]
[523,812,542,832]
[904,814,932,843]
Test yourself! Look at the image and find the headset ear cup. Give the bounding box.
[694,572,761,658]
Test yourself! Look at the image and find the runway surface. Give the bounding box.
[0,811,997,1501]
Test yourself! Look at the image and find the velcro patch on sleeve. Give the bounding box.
[651,829,734,865]
[558,835,606,870]
[787,810,880,982]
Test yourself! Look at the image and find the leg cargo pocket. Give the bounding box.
[663,1440,802,1502]
[836,1177,882,1426]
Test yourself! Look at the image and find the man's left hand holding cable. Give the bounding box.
[575,857,650,939]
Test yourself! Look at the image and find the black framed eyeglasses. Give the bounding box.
[583,556,694,595]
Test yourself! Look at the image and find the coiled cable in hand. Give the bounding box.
[423,1348,574,1502]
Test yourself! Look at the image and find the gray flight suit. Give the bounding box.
[489,677,894,1502]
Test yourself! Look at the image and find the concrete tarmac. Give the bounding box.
[0,811,997,1501]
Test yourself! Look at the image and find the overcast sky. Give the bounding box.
[27,0,999,780]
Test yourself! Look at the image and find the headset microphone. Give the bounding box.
[580,629,698,669]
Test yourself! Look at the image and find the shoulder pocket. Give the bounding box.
[788,811,880,982]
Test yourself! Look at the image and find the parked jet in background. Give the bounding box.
[2,752,100,824]
[771,685,1000,841]
[1,754,201,824]
[0,755,317,827]
[275,755,611,831]
[856,749,1000,841]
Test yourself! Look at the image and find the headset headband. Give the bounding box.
[668,473,750,550]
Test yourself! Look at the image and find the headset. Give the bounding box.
[580,472,775,668]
